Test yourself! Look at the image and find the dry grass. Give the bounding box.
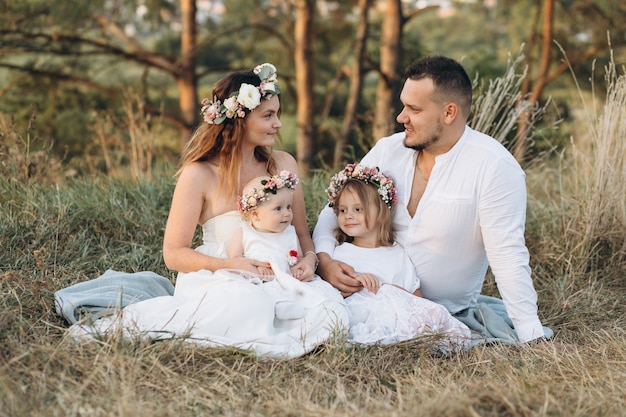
[2,326,624,416]
[1,58,625,416]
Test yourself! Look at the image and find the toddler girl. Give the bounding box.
[227,170,332,320]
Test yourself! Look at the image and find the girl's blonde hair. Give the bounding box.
[333,180,395,247]
[177,69,279,197]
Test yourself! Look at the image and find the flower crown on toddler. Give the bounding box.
[326,163,398,209]
[237,170,299,214]
[201,63,280,125]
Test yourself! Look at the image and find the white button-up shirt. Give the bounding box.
[313,126,545,342]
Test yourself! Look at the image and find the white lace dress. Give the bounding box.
[70,212,348,359]
[336,243,470,350]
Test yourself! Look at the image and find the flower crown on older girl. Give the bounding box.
[326,163,398,209]
[237,170,299,214]
[200,63,280,125]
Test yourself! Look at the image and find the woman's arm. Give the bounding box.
[162,163,267,274]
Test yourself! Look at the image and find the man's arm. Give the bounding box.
[480,156,546,343]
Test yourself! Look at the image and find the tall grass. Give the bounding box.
[523,53,626,333]
[1,56,625,416]
[565,53,626,274]
[470,50,548,153]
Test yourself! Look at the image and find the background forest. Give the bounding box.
[1,1,626,416]
[1,0,625,173]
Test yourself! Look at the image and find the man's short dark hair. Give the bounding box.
[405,56,472,118]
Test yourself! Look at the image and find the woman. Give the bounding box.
[164,64,315,281]
[73,64,347,358]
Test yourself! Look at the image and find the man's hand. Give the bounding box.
[317,252,362,297]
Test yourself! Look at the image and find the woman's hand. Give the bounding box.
[227,257,273,275]
[317,253,362,297]
[355,273,380,293]
[289,251,317,282]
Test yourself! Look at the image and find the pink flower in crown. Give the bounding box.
[237,170,299,214]
[202,102,220,124]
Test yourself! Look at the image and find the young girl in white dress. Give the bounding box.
[326,164,470,351]
[225,171,331,320]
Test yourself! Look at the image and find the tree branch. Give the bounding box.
[0,61,114,93]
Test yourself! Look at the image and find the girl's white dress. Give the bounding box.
[70,212,348,359]
[336,243,470,350]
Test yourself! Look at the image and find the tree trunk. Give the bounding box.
[334,0,372,169]
[515,0,553,161]
[294,0,315,176]
[373,0,403,142]
[177,0,199,145]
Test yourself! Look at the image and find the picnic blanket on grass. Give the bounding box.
[55,271,552,348]
[453,295,553,346]
[54,269,174,325]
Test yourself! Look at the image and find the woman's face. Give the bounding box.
[243,95,282,148]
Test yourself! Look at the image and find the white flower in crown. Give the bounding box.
[261,82,276,95]
[201,63,281,125]
[223,96,239,113]
[237,83,262,110]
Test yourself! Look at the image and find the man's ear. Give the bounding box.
[443,103,459,124]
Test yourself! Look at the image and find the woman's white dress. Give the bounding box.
[335,243,470,351]
[71,212,348,359]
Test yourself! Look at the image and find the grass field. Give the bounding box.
[1,63,625,416]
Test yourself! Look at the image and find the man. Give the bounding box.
[313,56,549,343]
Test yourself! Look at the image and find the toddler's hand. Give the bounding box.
[355,273,380,293]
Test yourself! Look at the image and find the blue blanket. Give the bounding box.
[453,295,553,346]
[54,269,174,324]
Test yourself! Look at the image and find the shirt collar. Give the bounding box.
[434,125,471,163]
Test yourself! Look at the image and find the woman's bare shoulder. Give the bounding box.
[175,161,220,195]
[272,150,298,171]
[178,160,218,181]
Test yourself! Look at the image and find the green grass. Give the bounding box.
[1,61,625,416]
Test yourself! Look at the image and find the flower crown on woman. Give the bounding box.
[326,163,398,209]
[200,63,280,125]
[237,170,299,214]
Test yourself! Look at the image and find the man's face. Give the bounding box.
[396,78,445,151]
